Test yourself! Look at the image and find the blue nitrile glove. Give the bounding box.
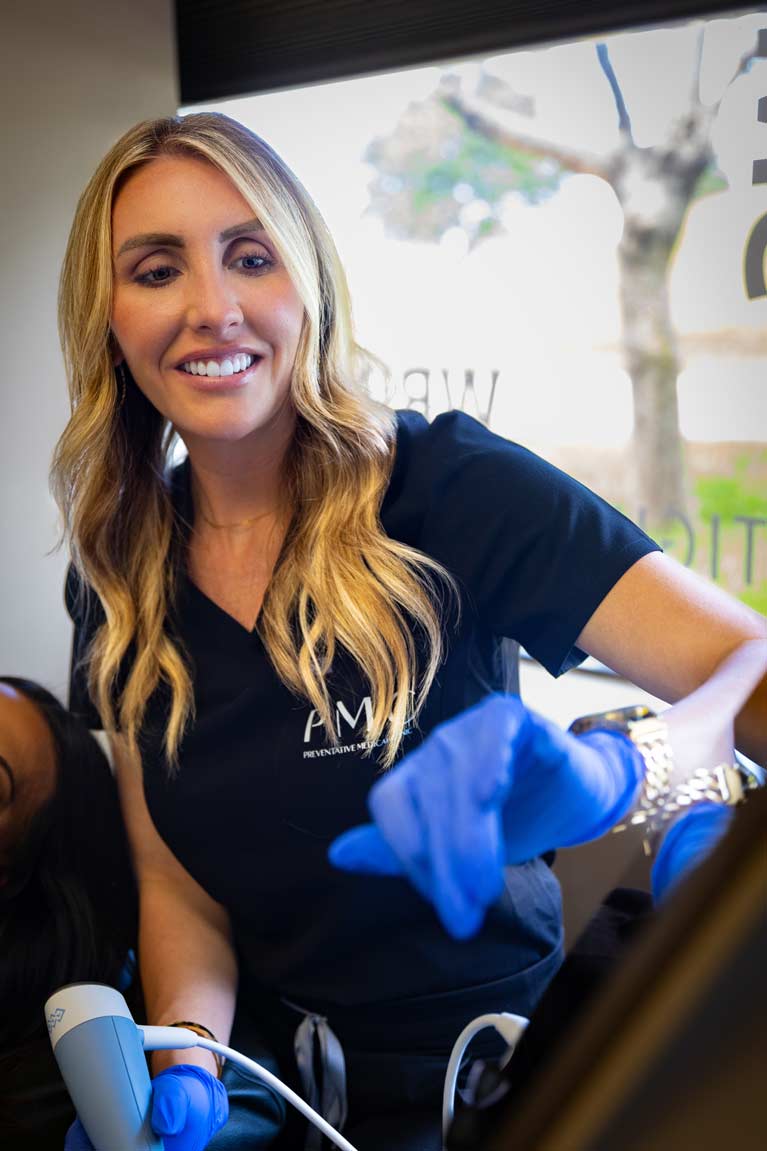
[651,802,733,904]
[151,1065,228,1151]
[63,1120,93,1151]
[63,1064,228,1151]
[329,694,643,938]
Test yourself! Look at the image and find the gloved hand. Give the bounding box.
[329,694,643,938]
[651,801,733,903]
[63,1064,228,1151]
[151,1064,228,1151]
[63,1120,93,1151]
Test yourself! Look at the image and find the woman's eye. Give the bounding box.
[132,250,272,287]
[233,252,272,273]
[134,265,178,288]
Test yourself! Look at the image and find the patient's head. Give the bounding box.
[0,675,136,1006]
[0,680,58,896]
[0,678,137,1144]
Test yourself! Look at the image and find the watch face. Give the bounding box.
[569,704,655,735]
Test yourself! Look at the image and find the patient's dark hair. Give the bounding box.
[0,678,138,1146]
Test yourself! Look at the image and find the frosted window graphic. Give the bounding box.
[187,10,767,614]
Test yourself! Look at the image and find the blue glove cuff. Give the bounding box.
[569,728,645,842]
[651,802,732,903]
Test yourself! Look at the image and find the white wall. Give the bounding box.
[0,0,178,698]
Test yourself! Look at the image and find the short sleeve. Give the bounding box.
[385,410,661,677]
[65,562,105,729]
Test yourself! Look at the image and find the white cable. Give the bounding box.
[140,1026,358,1151]
[441,1012,528,1140]
[144,1010,528,1151]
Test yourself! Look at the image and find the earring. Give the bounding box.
[116,362,128,406]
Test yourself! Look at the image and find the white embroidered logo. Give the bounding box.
[303,696,373,743]
[302,694,407,759]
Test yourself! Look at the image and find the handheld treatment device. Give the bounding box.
[46,983,526,1150]
[45,984,162,1151]
[45,983,360,1151]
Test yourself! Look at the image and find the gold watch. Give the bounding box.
[568,705,754,855]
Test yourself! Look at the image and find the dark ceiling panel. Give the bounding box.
[175,1,757,105]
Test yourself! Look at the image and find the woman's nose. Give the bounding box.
[186,267,244,333]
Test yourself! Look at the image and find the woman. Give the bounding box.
[0,679,284,1150]
[54,113,766,1150]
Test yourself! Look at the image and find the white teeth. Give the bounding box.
[181,353,256,376]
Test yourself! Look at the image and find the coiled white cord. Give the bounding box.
[441,1012,528,1139]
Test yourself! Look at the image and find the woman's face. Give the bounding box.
[0,686,56,890]
[110,154,305,448]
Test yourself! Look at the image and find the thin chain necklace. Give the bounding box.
[197,506,277,531]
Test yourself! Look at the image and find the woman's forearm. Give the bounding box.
[666,637,767,777]
[139,872,238,1077]
[111,734,238,1077]
[725,638,767,767]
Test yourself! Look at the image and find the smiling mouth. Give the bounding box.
[178,352,262,379]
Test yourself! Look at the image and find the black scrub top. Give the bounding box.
[68,410,660,1038]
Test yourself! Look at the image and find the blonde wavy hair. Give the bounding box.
[52,113,456,769]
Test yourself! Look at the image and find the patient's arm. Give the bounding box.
[111,734,237,1078]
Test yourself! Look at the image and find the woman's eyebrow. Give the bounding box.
[116,219,264,258]
[0,755,15,802]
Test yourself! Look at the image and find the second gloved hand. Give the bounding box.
[63,1064,228,1151]
[651,802,733,903]
[329,694,643,938]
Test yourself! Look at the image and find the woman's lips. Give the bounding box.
[176,358,262,390]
